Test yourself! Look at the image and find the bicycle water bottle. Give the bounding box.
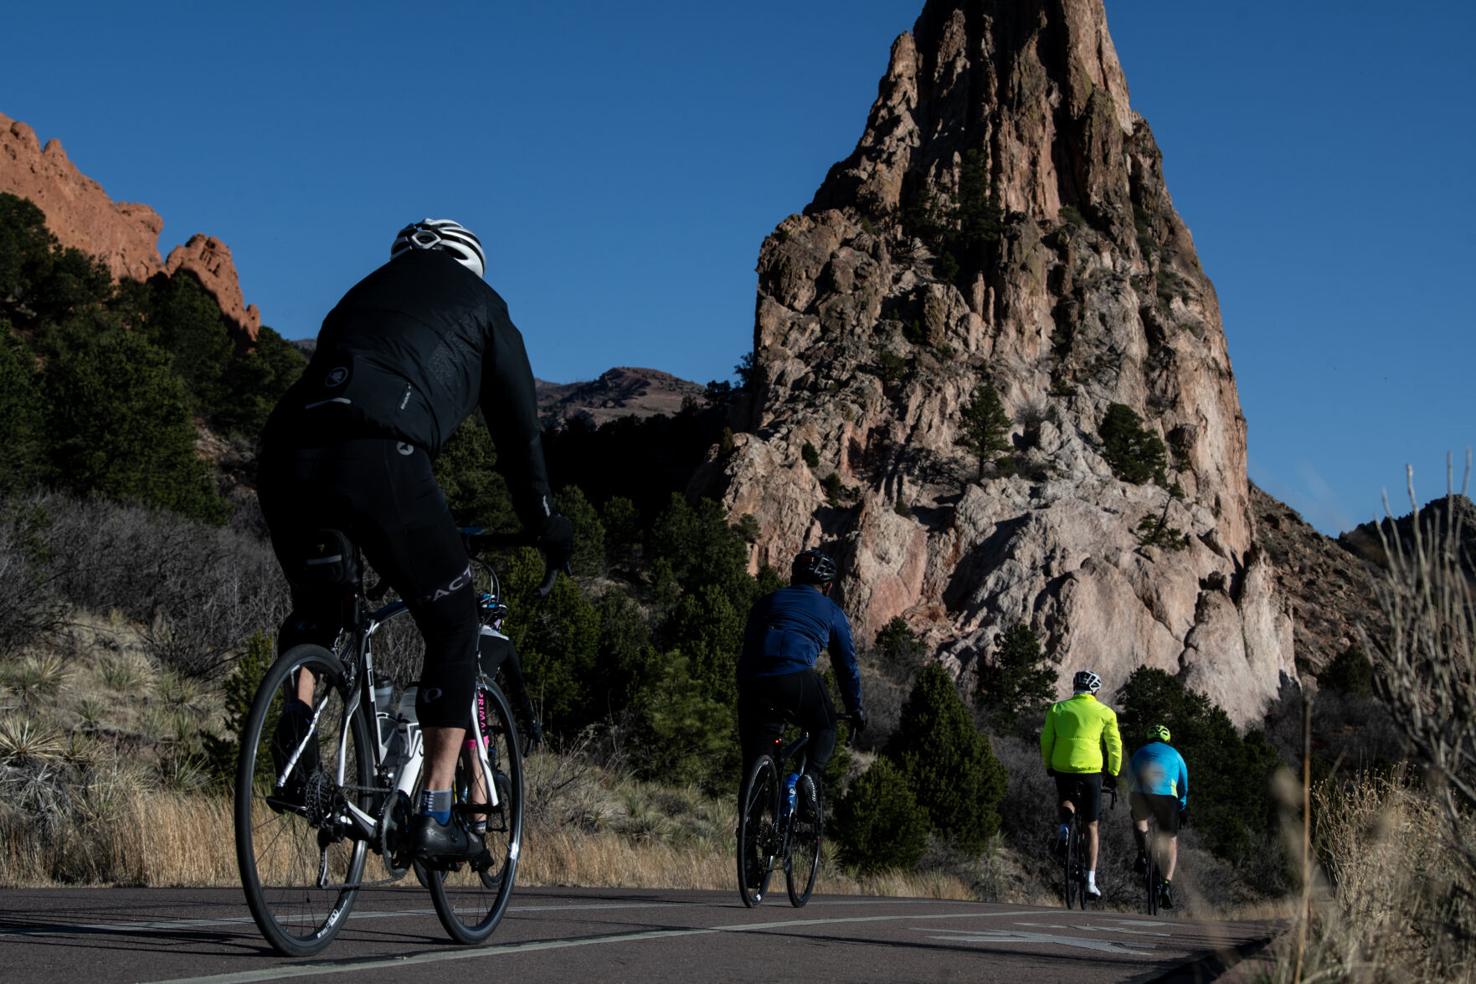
[784,772,799,817]
[373,677,395,753]
[385,686,418,786]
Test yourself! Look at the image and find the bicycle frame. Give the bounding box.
[273,590,504,854]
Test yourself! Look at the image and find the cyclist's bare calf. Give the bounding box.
[1060,799,1101,870]
[1133,817,1178,879]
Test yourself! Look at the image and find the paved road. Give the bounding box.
[0,887,1277,983]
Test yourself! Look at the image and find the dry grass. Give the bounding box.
[1255,772,1476,983]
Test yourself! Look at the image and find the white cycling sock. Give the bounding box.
[1087,870,1098,887]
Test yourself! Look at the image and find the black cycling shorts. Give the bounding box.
[1054,773,1104,822]
[1130,792,1181,833]
[738,669,839,784]
[258,436,479,730]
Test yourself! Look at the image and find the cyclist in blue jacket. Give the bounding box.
[737,549,866,814]
[1129,724,1189,909]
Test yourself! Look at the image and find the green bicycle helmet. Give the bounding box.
[1147,723,1171,743]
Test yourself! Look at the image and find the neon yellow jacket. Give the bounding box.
[1040,693,1123,775]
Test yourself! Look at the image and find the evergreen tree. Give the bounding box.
[957,380,1011,479]
[1099,403,1167,485]
[37,314,224,523]
[1117,667,1284,869]
[886,664,1007,852]
[976,623,1056,727]
[873,616,926,681]
[0,321,44,491]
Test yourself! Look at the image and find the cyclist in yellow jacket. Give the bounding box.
[1040,669,1122,899]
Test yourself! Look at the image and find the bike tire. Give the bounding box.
[1145,820,1159,916]
[737,755,779,907]
[235,644,371,957]
[1061,816,1078,909]
[427,679,524,945]
[786,773,822,908]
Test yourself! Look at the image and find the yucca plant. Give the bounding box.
[0,717,67,762]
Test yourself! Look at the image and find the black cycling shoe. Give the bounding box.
[408,814,484,866]
[1133,852,1148,875]
[1159,880,1175,909]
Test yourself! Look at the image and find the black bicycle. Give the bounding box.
[1059,777,1117,910]
[234,528,554,956]
[737,729,822,908]
[1141,811,1162,915]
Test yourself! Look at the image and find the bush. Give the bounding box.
[873,617,926,682]
[1320,644,1374,698]
[801,442,820,468]
[887,664,1007,852]
[1098,403,1167,486]
[0,322,44,492]
[833,757,930,874]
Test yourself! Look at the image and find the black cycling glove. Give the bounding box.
[538,513,574,573]
[850,706,868,733]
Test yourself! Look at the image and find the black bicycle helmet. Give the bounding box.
[791,548,838,586]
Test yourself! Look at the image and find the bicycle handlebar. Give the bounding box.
[459,527,563,599]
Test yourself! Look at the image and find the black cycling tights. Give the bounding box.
[258,437,478,730]
[737,669,838,788]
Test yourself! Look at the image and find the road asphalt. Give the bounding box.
[0,886,1279,983]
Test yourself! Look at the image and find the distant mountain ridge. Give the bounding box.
[535,367,706,425]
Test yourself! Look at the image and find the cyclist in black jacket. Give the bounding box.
[258,219,572,864]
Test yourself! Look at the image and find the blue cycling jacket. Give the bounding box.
[737,585,862,712]
[1130,741,1189,809]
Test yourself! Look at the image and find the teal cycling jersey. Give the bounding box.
[1129,741,1188,809]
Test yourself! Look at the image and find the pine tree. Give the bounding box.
[976,623,1056,727]
[957,380,1011,479]
[1099,403,1167,485]
[886,664,1007,852]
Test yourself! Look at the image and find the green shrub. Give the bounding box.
[1320,645,1374,698]
[0,322,43,492]
[833,757,931,874]
[887,664,1007,852]
[204,631,275,785]
[1098,403,1167,486]
[874,617,926,681]
[801,442,820,468]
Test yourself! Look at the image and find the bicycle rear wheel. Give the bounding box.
[1075,826,1091,910]
[1061,816,1078,909]
[427,680,523,945]
[235,645,372,957]
[785,773,822,908]
[737,755,779,907]
[1145,821,1160,916]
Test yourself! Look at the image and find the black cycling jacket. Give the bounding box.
[265,249,554,531]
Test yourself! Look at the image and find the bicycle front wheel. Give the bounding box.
[235,644,372,957]
[737,755,779,907]
[786,773,822,907]
[427,679,524,945]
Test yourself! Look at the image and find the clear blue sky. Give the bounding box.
[4,2,1472,534]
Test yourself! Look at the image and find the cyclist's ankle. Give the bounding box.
[419,788,453,825]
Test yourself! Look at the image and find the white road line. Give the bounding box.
[0,895,961,939]
[146,909,1060,984]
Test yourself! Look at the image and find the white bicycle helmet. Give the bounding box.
[1072,669,1102,695]
[391,218,486,278]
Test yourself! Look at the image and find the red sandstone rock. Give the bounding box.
[0,111,259,340]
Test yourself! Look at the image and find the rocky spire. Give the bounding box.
[0,112,260,340]
[703,0,1293,724]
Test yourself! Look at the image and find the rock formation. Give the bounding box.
[0,112,260,340]
[702,0,1297,725]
